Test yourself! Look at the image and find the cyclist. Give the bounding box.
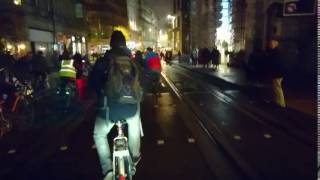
[30,51,49,90]
[89,31,142,180]
[144,47,162,96]
[58,50,76,94]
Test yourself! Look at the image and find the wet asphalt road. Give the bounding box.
[0,76,214,180]
[0,62,316,180]
[162,62,316,180]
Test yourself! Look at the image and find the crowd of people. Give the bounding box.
[0,42,91,112]
[0,28,287,180]
[190,47,221,69]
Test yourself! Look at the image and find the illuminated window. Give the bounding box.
[13,0,22,5]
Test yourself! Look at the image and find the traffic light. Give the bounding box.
[283,0,315,16]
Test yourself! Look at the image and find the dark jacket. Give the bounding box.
[266,48,284,79]
[89,46,138,122]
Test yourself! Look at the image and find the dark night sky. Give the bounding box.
[144,0,173,28]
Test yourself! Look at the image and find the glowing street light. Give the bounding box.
[167,14,175,20]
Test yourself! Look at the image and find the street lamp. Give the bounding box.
[167,14,175,20]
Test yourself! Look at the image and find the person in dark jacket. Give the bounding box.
[266,39,285,107]
[211,47,220,70]
[90,31,142,180]
[199,48,211,68]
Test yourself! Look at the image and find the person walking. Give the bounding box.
[266,39,286,107]
[191,48,198,66]
[211,47,220,70]
[89,31,143,180]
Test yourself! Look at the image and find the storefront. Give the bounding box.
[28,28,54,56]
[56,32,87,56]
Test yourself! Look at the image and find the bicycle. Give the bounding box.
[56,80,76,111]
[112,120,134,180]
[0,100,11,137]
[11,80,35,127]
[144,71,161,106]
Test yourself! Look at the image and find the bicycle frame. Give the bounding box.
[11,81,33,112]
[113,121,133,180]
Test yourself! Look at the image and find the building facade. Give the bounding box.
[173,0,192,54]
[189,0,222,52]
[0,0,87,58]
[0,0,26,56]
[127,0,140,49]
[84,0,128,54]
[138,0,158,50]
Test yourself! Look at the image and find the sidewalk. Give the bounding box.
[176,62,316,117]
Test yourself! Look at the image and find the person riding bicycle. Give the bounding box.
[30,51,49,90]
[144,47,162,95]
[89,31,143,180]
[58,50,76,94]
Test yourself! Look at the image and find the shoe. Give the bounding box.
[131,155,141,176]
[103,170,113,180]
[133,155,141,166]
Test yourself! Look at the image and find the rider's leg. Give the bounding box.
[126,103,141,160]
[93,112,114,175]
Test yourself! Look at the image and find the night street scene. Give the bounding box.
[0,0,317,180]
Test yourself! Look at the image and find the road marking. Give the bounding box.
[233,135,241,140]
[188,138,195,143]
[8,149,16,154]
[91,144,96,149]
[264,134,272,139]
[60,145,68,151]
[157,140,165,145]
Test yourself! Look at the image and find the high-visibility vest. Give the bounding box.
[59,59,76,78]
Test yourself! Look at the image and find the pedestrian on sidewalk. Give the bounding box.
[266,39,286,107]
[211,47,220,70]
[199,48,211,68]
[191,48,198,66]
[177,50,182,63]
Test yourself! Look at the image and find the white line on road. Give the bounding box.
[264,134,272,139]
[157,140,165,145]
[233,135,242,140]
[188,138,195,143]
[60,145,68,151]
[8,149,16,154]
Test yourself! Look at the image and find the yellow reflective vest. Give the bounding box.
[59,59,76,78]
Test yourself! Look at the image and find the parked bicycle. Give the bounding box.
[11,79,35,127]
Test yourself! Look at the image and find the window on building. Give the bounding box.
[27,0,39,6]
